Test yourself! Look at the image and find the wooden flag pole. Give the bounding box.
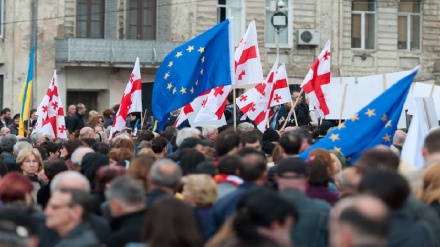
[382,74,387,91]
[140,109,147,131]
[422,98,432,130]
[429,81,435,97]
[233,87,237,130]
[339,84,348,126]
[280,89,303,131]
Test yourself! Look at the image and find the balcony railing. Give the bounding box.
[55,38,183,67]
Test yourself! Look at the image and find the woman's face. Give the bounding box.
[21,153,39,176]
[60,146,68,159]
[182,184,195,206]
[96,118,104,127]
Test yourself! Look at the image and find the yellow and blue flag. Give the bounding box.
[18,46,35,136]
[152,19,234,131]
[300,67,420,163]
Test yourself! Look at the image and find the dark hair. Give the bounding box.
[80,153,110,192]
[355,148,400,173]
[240,130,261,146]
[215,129,240,157]
[359,170,410,210]
[0,159,8,177]
[195,161,216,176]
[164,126,178,141]
[339,206,390,242]
[218,154,242,175]
[34,146,48,161]
[424,129,440,154]
[91,142,111,156]
[137,130,155,142]
[291,128,314,145]
[307,155,330,186]
[62,139,83,160]
[12,114,20,120]
[179,149,206,176]
[94,166,126,193]
[238,149,267,182]
[0,172,33,202]
[142,197,204,247]
[234,187,298,244]
[0,108,10,115]
[43,159,68,181]
[151,136,168,154]
[279,131,302,155]
[58,188,92,221]
[40,141,60,157]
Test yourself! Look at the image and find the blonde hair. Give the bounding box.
[16,148,44,172]
[127,154,156,191]
[88,110,99,120]
[182,174,217,207]
[138,147,155,156]
[419,163,440,204]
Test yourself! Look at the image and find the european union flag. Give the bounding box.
[153,19,234,131]
[300,67,420,163]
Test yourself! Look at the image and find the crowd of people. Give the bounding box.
[0,97,440,247]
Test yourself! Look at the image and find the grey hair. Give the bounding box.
[50,171,91,193]
[175,128,201,148]
[202,125,217,138]
[29,132,43,145]
[71,147,94,169]
[13,141,33,156]
[392,132,406,144]
[150,158,182,188]
[105,176,145,206]
[237,122,254,133]
[0,134,17,153]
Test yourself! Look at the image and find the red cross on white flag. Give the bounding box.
[301,40,331,118]
[234,20,264,86]
[236,57,279,132]
[109,57,142,139]
[270,64,291,107]
[33,70,67,139]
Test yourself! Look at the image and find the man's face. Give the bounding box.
[5,111,11,120]
[244,141,262,150]
[1,128,10,136]
[14,118,19,126]
[68,105,76,116]
[44,192,74,231]
[207,128,219,141]
[78,105,87,115]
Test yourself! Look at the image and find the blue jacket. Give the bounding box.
[207,182,257,238]
[279,189,330,247]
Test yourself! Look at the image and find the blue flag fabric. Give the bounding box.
[153,19,234,131]
[300,67,419,163]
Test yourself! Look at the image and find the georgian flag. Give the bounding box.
[270,64,291,107]
[33,70,67,138]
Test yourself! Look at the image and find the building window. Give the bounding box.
[217,0,245,46]
[77,0,105,38]
[265,0,292,48]
[351,0,376,49]
[127,0,156,40]
[398,0,421,50]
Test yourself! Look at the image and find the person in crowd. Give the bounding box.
[145,158,182,207]
[39,141,61,160]
[236,122,254,134]
[276,157,331,247]
[79,127,95,140]
[24,108,38,131]
[127,154,156,193]
[359,170,438,246]
[37,159,68,209]
[80,153,110,193]
[0,108,11,128]
[240,130,262,150]
[180,148,207,176]
[128,112,141,131]
[127,197,204,247]
[92,166,125,216]
[16,148,46,202]
[0,171,34,205]
[86,110,99,126]
[70,146,94,171]
[0,126,11,136]
[418,162,440,218]
[195,161,217,177]
[166,127,202,161]
[7,113,20,135]
[91,142,111,156]
[29,132,46,147]
[182,174,218,238]
[390,129,406,156]
[89,115,105,132]
[209,187,297,247]
[0,206,40,247]
[60,138,83,169]
[163,126,178,154]
[0,134,18,170]
[102,108,115,128]
[151,136,168,159]
[108,148,133,167]
[213,155,243,199]
[335,168,359,198]
[67,105,76,117]
[105,176,147,247]
[44,188,100,246]
[202,125,219,147]
[309,148,339,193]
[114,138,136,153]
[306,155,340,205]
[329,195,390,247]
[292,91,311,127]
[214,129,241,160]
[208,149,267,237]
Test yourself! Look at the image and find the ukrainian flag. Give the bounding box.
[18,46,35,136]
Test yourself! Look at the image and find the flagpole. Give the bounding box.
[141,109,147,131]
[233,87,237,130]
[280,89,303,130]
[339,84,348,126]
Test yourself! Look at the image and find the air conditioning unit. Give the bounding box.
[297,29,320,46]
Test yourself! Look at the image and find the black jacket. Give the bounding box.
[107,209,148,247]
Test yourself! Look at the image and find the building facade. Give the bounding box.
[0,0,439,115]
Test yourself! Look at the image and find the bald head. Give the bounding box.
[150,159,182,189]
[0,127,10,136]
[80,127,94,139]
[393,130,406,145]
[330,195,390,247]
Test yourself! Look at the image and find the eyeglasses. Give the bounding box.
[97,120,103,123]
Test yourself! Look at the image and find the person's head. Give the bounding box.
[354,146,400,174]
[79,127,94,140]
[102,108,115,118]
[89,115,105,129]
[330,195,390,247]
[293,91,303,105]
[13,141,33,158]
[0,134,17,153]
[276,157,308,192]
[278,131,302,156]
[94,166,126,194]
[151,136,168,155]
[108,148,133,166]
[164,126,178,141]
[148,158,182,192]
[91,142,111,156]
[215,128,241,157]
[43,159,68,181]
[175,128,201,148]
[60,139,83,160]
[39,141,61,160]
[178,137,209,154]
[359,170,410,210]
[105,175,145,217]
[240,130,262,150]
[12,114,20,126]
[179,148,206,176]
[218,154,242,176]
[335,167,361,197]
[16,148,43,176]
[393,129,406,146]
[0,172,33,204]
[236,122,254,134]
[182,174,217,207]
[307,155,330,186]
[50,171,91,193]
[88,110,99,121]
[127,154,156,192]
[76,103,87,115]
[233,187,297,244]
[68,105,76,116]
[70,147,94,170]
[419,162,440,204]
[0,126,11,136]
[1,108,11,120]
[195,161,217,176]
[423,129,440,161]
[114,138,135,153]
[137,130,155,142]
[237,148,267,184]
[202,125,219,142]
[44,188,92,237]
[80,152,109,192]
[29,133,45,146]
